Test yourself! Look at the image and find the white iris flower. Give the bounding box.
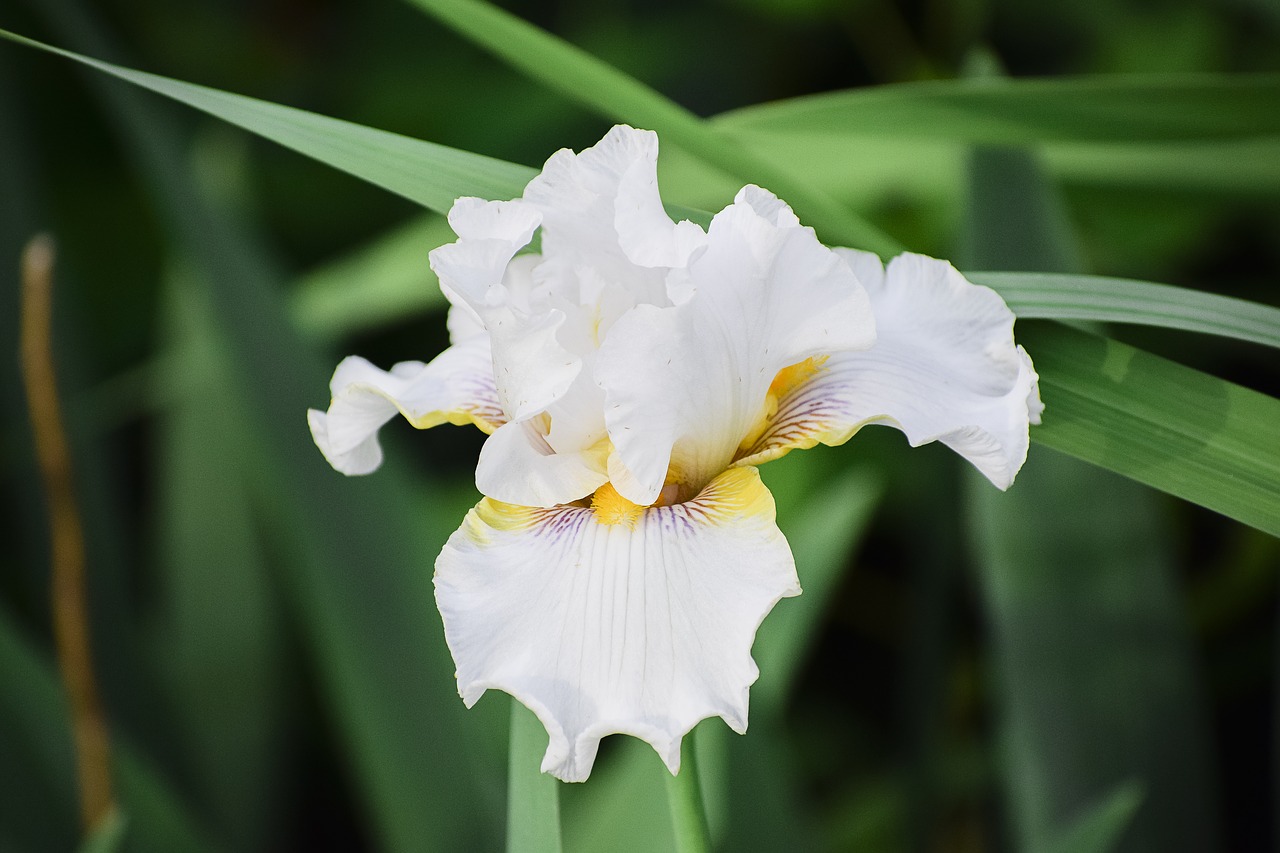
[308,125,1042,782]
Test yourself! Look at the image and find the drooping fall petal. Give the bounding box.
[308,336,504,475]
[434,466,799,782]
[736,250,1043,489]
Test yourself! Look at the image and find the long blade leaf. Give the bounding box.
[508,700,562,853]
[0,603,214,851]
[972,272,1280,350]
[0,29,533,214]
[400,0,902,255]
[716,75,1280,144]
[1027,322,1280,539]
[966,141,1219,853]
[9,5,503,848]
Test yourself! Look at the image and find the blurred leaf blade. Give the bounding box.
[1042,137,1280,195]
[967,142,1221,853]
[1048,781,1145,853]
[0,28,534,214]
[699,132,1280,213]
[969,448,1220,851]
[1027,323,1280,538]
[150,266,288,852]
[79,809,127,853]
[716,74,1280,144]
[292,214,453,341]
[13,2,505,847]
[508,700,563,853]
[561,739,675,853]
[0,603,214,852]
[754,457,882,715]
[972,272,1280,350]
[401,0,902,254]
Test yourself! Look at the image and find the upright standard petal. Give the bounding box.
[597,186,876,505]
[308,335,503,475]
[736,250,1043,489]
[431,199,583,422]
[473,415,609,508]
[434,466,799,782]
[524,125,704,276]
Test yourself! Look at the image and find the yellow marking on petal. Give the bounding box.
[408,407,502,435]
[591,482,643,529]
[734,421,857,469]
[771,355,829,398]
[737,355,830,456]
[467,498,540,546]
[692,467,776,523]
[582,433,614,470]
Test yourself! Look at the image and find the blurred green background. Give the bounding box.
[1,0,1278,850]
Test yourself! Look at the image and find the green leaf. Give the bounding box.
[11,4,504,848]
[968,449,1220,852]
[967,141,1221,853]
[401,0,902,255]
[0,26,722,233]
[961,145,1084,272]
[972,272,1280,350]
[291,214,454,340]
[561,740,675,853]
[150,267,288,852]
[507,700,562,853]
[754,455,882,715]
[1042,137,1280,196]
[0,603,214,852]
[78,809,128,853]
[695,132,1280,210]
[0,29,534,215]
[1027,322,1280,539]
[1048,782,1146,853]
[665,734,713,853]
[716,74,1280,144]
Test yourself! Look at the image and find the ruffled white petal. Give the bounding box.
[434,466,799,782]
[596,186,876,505]
[475,417,610,508]
[736,250,1043,489]
[431,199,582,422]
[525,125,705,276]
[308,335,503,475]
[442,283,486,344]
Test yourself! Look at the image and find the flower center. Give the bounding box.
[590,478,684,527]
[590,482,643,528]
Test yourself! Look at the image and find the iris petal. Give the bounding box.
[475,415,610,507]
[434,466,799,782]
[307,335,504,475]
[596,186,876,505]
[736,250,1043,489]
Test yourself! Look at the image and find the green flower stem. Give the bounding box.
[666,729,713,853]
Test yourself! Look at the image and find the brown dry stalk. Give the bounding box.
[19,234,115,831]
